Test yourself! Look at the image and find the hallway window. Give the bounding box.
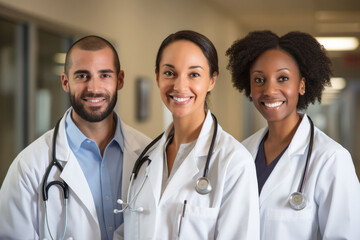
[35,29,71,137]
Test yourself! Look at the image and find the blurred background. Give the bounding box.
[1,0,360,185]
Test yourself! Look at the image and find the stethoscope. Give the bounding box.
[288,115,314,210]
[114,113,218,214]
[42,119,69,240]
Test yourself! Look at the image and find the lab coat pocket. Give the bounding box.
[265,208,314,239]
[177,203,219,240]
[123,208,142,239]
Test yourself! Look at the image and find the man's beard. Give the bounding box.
[69,90,117,122]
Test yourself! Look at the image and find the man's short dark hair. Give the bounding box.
[64,35,120,76]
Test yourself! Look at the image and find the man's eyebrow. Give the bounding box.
[99,69,114,73]
[73,70,90,75]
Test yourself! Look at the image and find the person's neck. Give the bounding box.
[171,111,206,149]
[266,113,302,147]
[71,112,116,156]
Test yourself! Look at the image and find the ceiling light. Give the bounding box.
[53,53,66,64]
[316,37,359,51]
[330,77,346,90]
[316,23,360,33]
[315,11,360,21]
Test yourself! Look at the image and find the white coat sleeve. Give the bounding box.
[315,149,360,239]
[0,155,40,240]
[215,154,260,240]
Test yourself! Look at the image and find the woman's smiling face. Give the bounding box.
[156,40,216,120]
[249,48,305,123]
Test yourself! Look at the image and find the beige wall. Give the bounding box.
[0,0,248,140]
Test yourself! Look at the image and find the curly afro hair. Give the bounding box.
[226,30,332,110]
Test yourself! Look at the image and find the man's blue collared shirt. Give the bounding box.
[65,111,124,240]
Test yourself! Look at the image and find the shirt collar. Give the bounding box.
[65,109,124,153]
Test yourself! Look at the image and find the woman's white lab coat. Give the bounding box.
[123,111,260,240]
[0,109,150,240]
[242,114,360,240]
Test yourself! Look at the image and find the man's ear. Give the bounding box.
[61,72,70,92]
[117,70,124,90]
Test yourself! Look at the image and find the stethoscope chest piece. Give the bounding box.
[289,192,306,210]
[195,177,212,195]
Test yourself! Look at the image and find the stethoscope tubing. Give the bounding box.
[132,133,164,180]
[42,119,69,201]
[203,115,218,178]
[288,116,315,210]
[42,118,69,240]
[298,116,314,194]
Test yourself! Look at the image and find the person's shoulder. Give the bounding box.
[216,127,253,161]
[9,129,54,175]
[120,121,151,145]
[18,129,53,158]
[313,126,351,159]
[314,127,349,153]
[241,127,267,154]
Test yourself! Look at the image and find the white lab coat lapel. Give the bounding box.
[259,147,292,206]
[160,148,199,204]
[147,135,167,206]
[160,111,215,204]
[121,121,146,201]
[245,114,311,206]
[55,110,99,226]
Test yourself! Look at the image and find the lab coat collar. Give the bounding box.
[194,110,220,157]
[55,108,73,162]
[288,113,312,157]
[159,110,218,157]
[244,113,311,159]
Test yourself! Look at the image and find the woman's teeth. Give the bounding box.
[173,96,190,102]
[264,102,283,108]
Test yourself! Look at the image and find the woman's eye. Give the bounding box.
[190,72,200,78]
[279,76,289,82]
[164,71,174,77]
[254,77,264,83]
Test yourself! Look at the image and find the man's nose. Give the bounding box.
[87,78,101,92]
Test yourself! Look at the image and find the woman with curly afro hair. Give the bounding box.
[226,30,360,240]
